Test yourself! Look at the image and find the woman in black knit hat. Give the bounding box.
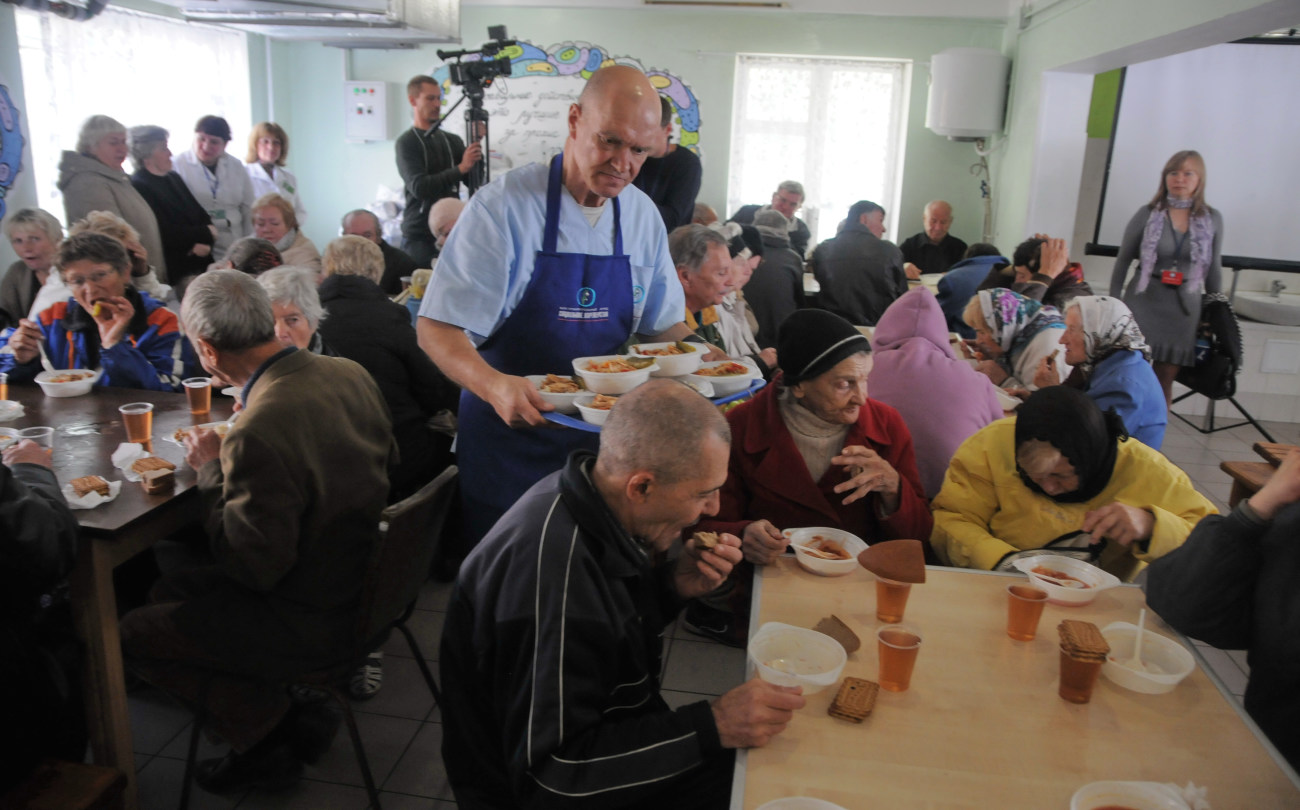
[683,308,932,646]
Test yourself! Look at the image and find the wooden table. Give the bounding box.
[7,383,234,810]
[1253,441,1298,467]
[733,558,1300,809]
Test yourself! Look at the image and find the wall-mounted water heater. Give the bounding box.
[926,47,1011,141]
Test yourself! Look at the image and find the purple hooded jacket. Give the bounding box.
[869,287,1005,497]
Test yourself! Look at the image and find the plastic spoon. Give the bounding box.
[1124,608,1149,672]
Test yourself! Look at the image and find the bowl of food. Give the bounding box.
[35,368,101,397]
[748,622,846,694]
[1100,622,1195,695]
[574,393,619,426]
[572,355,658,395]
[1010,555,1120,606]
[1070,781,1192,810]
[756,800,849,810]
[631,341,703,377]
[526,374,585,414]
[686,359,760,396]
[784,527,868,577]
[0,427,19,450]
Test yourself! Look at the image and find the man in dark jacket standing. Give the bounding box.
[395,75,482,268]
[440,380,805,809]
[811,199,907,326]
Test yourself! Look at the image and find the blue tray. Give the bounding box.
[543,378,765,433]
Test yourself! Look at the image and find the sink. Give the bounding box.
[1234,291,1300,327]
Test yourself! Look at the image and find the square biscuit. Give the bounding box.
[828,677,879,723]
[132,456,176,474]
[71,475,110,497]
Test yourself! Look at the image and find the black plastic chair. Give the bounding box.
[178,466,459,810]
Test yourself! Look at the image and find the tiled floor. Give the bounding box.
[125,413,1286,808]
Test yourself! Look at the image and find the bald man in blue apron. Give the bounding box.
[418,66,718,544]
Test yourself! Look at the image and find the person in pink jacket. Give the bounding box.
[869,287,1005,498]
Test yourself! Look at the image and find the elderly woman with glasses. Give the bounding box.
[256,266,331,355]
[57,115,168,281]
[128,125,216,287]
[0,232,187,390]
[2,208,62,329]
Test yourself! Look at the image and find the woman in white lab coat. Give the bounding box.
[245,122,306,226]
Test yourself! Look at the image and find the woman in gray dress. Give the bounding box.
[1109,150,1222,407]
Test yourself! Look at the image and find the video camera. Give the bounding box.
[437,25,515,96]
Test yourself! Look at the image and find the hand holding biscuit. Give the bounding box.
[182,426,223,469]
[93,296,135,349]
[676,531,741,600]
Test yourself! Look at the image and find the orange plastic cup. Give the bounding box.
[1006,583,1049,641]
[875,577,912,623]
[119,402,154,443]
[877,624,922,692]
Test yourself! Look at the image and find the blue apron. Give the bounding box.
[458,154,635,542]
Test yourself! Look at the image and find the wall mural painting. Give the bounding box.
[432,40,701,174]
[0,80,26,220]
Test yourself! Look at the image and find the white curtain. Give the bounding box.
[15,5,251,224]
[728,54,910,250]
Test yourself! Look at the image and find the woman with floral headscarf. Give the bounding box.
[1109,150,1222,407]
[1032,296,1166,450]
[962,288,1070,391]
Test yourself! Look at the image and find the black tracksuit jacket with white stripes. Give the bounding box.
[439,453,724,808]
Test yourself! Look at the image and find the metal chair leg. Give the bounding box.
[325,685,382,809]
[178,674,212,810]
[395,622,442,706]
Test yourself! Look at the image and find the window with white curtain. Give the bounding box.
[15,5,250,223]
[728,54,911,251]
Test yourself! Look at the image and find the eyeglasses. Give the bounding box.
[64,270,115,288]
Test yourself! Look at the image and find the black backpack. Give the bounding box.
[1175,293,1241,400]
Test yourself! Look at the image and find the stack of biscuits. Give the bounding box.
[71,475,111,498]
[132,456,176,495]
[828,677,880,723]
[1058,619,1110,662]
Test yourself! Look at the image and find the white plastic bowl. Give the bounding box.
[1011,555,1120,606]
[1071,781,1192,810]
[572,355,657,395]
[748,622,846,694]
[756,800,849,810]
[525,375,584,414]
[686,359,759,396]
[0,427,18,450]
[35,368,101,397]
[1100,622,1195,695]
[574,395,616,426]
[630,341,703,377]
[784,527,867,577]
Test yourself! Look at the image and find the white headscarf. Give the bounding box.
[1066,295,1151,378]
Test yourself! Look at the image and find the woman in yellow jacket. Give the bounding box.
[931,386,1215,581]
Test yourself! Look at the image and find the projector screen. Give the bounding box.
[1094,43,1300,265]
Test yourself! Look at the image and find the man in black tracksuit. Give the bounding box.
[440,380,805,809]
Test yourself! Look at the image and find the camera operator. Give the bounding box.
[395,75,482,268]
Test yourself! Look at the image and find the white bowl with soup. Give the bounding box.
[574,393,619,425]
[630,341,703,377]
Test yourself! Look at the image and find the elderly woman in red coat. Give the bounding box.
[686,309,932,644]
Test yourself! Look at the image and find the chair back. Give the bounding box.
[357,465,459,645]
